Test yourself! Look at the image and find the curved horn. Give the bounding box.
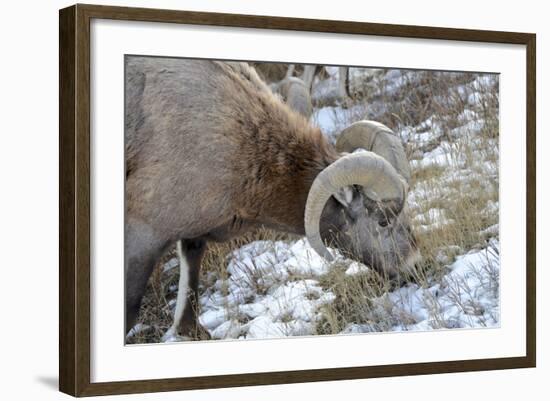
[335,120,411,184]
[304,152,407,261]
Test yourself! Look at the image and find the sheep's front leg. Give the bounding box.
[164,238,210,341]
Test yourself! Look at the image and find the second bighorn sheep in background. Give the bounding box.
[271,76,313,119]
[295,64,350,99]
[125,57,419,340]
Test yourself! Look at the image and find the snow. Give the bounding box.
[450,119,485,138]
[312,106,342,134]
[345,262,370,276]
[162,258,179,272]
[195,240,338,340]
[483,200,499,216]
[126,323,150,340]
[481,224,499,237]
[410,141,463,169]
[199,308,227,330]
[311,104,366,140]
[412,208,456,233]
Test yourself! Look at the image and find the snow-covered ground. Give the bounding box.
[343,241,499,333]
[198,240,335,339]
[129,66,500,344]
[157,237,499,341]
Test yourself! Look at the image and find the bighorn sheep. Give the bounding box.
[260,63,349,109]
[296,64,350,99]
[125,57,419,339]
[271,76,313,119]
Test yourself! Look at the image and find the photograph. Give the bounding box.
[124,56,500,344]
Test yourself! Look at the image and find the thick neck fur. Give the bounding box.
[225,80,339,235]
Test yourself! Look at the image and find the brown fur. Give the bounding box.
[126,58,337,241]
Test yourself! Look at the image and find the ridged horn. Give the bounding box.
[304,152,407,261]
[335,120,411,184]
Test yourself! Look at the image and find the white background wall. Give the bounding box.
[0,0,546,399]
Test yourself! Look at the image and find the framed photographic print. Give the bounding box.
[59,3,536,397]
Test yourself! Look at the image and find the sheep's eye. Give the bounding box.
[378,220,390,228]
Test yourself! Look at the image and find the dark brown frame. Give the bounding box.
[59,3,536,397]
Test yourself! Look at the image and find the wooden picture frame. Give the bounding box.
[59,3,536,397]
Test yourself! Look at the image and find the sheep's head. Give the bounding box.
[305,121,420,279]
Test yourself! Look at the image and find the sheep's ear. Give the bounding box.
[333,186,354,207]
